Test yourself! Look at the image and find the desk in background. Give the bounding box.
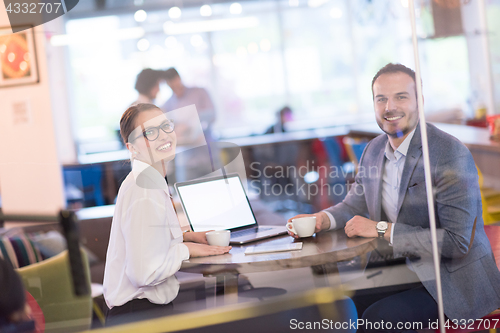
[348,122,500,191]
[62,122,500,208]
[63,151,131,207]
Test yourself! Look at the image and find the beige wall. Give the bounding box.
[0,5,65,215]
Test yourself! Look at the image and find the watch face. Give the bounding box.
[377,221,388,230]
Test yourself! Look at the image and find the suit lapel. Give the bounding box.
[396,124,423,218]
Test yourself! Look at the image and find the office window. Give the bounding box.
[281,0,358,123]
[60,0,473,153]
[210,2,285,129]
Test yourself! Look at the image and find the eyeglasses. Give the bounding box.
[133,121,175,142]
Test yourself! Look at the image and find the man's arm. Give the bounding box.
[288,140,373,236]
[323,140,372,230]
[392,148,480,259]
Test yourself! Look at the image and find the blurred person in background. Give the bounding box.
[132,69,163,105]
[117,69,163,148]
[254,106,304,205]
[160,68,217,182]
[161,68,216,143]
[265,106,293,134]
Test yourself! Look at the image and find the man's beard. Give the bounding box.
[381,125,411,139]
[376,111,417,139]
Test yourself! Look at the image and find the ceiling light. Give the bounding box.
[163,17,259,35]
[308,0,329,8]
[137,38,150,51]
[200,5,212,17]
[50,27,145,46]
[134,10,147,22]
[169,7,182,19]
[230,3,242,14]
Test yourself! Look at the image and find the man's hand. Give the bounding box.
[184,243,231,257]
[183,231,210,244]
[287,212,330,238]
[344,215,389,238]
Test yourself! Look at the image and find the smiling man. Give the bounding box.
[288,63,500,332]
[372,65,420,148]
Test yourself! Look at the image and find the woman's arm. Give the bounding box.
[183,231,209,244]
[122,197,189,288]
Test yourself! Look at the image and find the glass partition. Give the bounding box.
[4,0,500,332]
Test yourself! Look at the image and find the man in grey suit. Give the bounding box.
[289,63,500,331]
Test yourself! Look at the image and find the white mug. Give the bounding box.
[206,230,231,246]
[287,216,316,238]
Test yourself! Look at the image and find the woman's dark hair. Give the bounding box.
[120,103,161,144]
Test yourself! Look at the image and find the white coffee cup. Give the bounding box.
[287,216,316,238]
[206,230,231,246]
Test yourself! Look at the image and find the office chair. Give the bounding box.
[17,250,93,333]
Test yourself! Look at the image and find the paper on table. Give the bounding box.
[244,242,303,255]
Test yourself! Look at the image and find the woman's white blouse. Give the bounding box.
[103,159,189,309]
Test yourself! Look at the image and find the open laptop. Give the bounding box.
[175,174,287,244]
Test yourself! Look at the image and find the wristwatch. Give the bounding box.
[376,221,388,239]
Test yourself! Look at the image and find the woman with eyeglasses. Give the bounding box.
[103,103,231,326]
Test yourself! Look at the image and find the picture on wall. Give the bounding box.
[0,26,39,87]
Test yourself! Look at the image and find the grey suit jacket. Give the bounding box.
[325,123,500,320]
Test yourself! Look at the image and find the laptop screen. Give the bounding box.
[176,175,257,232]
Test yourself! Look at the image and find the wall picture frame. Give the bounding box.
[0,25,40,88]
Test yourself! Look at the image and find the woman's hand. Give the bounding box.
[184,243,231,257]
[183,231,210,244]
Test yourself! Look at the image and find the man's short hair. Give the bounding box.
[135,69,161,95]
[162,67,180,81]
[371,63,417,98]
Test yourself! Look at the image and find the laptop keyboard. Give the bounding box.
[232,227,272,237]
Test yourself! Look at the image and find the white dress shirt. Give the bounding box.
[103,159,190,309]
[325,128,417,244]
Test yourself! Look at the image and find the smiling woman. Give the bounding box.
[103,103,231,326]
[122,104,177,177]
